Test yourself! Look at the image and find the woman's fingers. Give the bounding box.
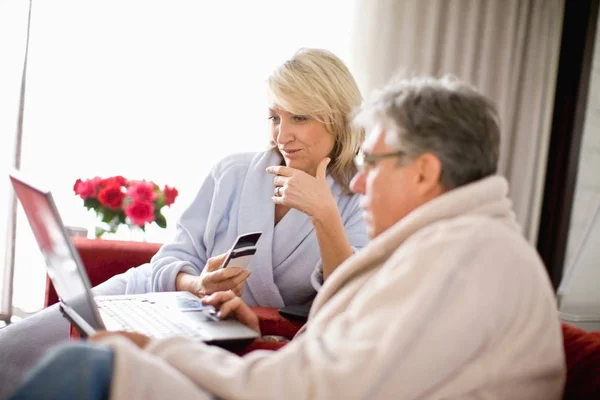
[202,269,250,293]
[204,253,228,272]
[201,291,260,332]
[266,165,294,177]
[205,266,245,283]
[216,296,245,319]
[218,296,260,333]
[231,280,245,297]
[211,270,250,292]
[273,175,289,187]
[201,290,237,307]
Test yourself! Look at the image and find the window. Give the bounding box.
[7,0,359,313]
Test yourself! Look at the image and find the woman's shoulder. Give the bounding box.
[212,150,273,178]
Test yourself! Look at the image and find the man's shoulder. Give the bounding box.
[416,214,525,247]
[403,214,540,276]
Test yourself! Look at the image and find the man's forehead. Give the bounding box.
[362,124,386,152]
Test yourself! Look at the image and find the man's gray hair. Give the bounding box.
[354,75,500,189]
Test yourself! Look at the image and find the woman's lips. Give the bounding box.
[281,149,301,158]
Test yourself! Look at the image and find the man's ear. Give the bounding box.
[415,152,443,194]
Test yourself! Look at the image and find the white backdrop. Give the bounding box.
[4,0,359,313]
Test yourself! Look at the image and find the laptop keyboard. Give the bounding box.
[96,297,207,340]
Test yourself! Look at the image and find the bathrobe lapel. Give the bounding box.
[237,149,343,307]
[237,150,285,307]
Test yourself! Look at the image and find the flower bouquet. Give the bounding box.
[73,176,178,238]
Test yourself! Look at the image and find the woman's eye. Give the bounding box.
[293,115,308,122]
[268,116,280,122]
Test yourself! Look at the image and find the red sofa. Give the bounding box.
[46,238,600,398]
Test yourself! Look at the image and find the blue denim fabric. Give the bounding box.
[9,342,114,400]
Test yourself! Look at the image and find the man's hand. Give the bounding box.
[202,291,260,334]
[89,330,152,349]
[176,253,251,297]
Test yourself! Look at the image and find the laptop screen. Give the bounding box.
[9,172,104,329]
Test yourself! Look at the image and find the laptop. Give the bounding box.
[8,170,259,345]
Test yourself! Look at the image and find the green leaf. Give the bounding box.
[83,197,101,210]
[156,192,166,208]
[154,212,167,229]
[100,211,115,224]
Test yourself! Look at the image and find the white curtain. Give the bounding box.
[0,0,31,320]
[351,0,565,242]
[1,0,360,314]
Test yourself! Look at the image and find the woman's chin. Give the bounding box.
[285,159,305,171]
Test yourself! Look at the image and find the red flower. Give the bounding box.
[73,177,100,199]
[98,185,125,209]
[125,200,155,227]
[74,175,176,236]
[163,185,178,206]
[127,181,157,203]
[100,176,127,188]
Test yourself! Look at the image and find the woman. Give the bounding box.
[146,48,366,307]
[0,47,368,397]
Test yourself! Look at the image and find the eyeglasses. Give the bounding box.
[354,151,406,172]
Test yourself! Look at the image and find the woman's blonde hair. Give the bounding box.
[267,48,364,193]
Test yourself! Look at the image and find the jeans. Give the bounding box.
[0,273,128,400]
[9,342,114,400]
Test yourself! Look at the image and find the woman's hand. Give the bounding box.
[266,157,336,220]
[202,291,260,333]
[269,157,355,282]
[176,254,251,297]
[89,330,152,349]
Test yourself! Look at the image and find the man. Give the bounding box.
[10,76,565,399]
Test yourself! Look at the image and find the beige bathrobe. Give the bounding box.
[100,176,566,400]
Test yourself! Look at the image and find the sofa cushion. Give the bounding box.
[562,323,600,399]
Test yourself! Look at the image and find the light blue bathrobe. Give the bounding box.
[124,149,368,307]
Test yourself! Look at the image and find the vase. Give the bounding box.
[89,215,147,242]
[126,225,148,242]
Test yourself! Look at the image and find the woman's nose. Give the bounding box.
[276,121,294,144]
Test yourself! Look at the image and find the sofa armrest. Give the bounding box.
[45,238,162,307]
[229,307,305,355]
[252,307,305,339]
[562,322,600,399]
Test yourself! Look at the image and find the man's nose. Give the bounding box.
[350,171,366,194]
